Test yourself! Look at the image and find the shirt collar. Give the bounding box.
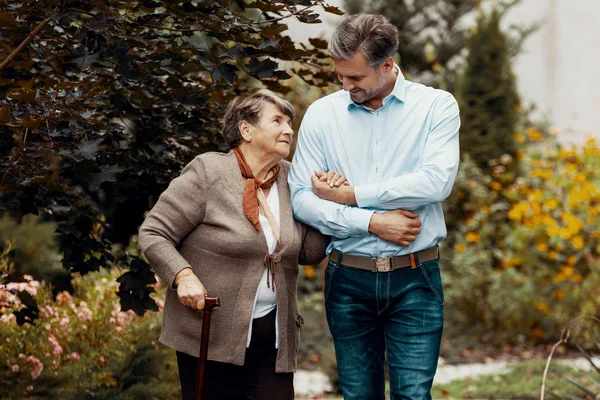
[346,64,406,111]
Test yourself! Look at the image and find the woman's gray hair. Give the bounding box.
[221,89,295,150]
[328,13,399,67]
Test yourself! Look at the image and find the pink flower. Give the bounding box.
[11,365,18,372]
[26,356,43,379]
[99,355,105,363]
[71,352,80,361]
[0,313,16,324]
[40,306,55,318]
[48,335,63,357]
[77,301,92,321]
[56,291,72,306]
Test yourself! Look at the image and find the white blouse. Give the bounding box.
[247,181,280,348]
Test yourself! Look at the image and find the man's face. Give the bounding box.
[333,52,389,104]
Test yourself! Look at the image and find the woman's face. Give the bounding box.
[248,102,294,160]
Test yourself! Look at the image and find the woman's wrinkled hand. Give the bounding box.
[314,169,350,188]
[311,170,356,206]
[174,268,207,312]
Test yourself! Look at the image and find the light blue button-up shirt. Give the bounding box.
[289,68,460,257]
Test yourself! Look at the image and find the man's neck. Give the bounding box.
[363,67,399,110]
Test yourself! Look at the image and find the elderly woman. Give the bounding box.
[138,89,332,400]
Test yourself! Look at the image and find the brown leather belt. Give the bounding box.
[329,246,439,272]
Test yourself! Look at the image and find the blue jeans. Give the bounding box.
[324,257,444,400]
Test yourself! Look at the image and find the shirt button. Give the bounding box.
[375,167,379,173]
[376,139,379,145]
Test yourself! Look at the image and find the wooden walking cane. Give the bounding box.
[195,296,220,400]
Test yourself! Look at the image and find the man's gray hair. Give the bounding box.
[221,89,295,150]
[328,13,399,67]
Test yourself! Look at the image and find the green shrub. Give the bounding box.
[0,268,179,399]
[443,129,600,348]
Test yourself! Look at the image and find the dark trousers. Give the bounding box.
[176,308,294,400]
[324,259,445,400]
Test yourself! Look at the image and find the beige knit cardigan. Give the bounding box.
[138,150,329,373]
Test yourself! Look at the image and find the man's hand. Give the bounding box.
[368,209,422,246]
[312,170,356,205]
[174,268,207,311]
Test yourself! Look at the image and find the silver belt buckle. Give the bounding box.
[372,257,392,272]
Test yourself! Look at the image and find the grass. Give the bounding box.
[306,359,599,399]
[432,359,598,399]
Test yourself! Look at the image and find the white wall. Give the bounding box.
[506,0,600,144]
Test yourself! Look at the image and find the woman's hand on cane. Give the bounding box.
[174,268,207,311]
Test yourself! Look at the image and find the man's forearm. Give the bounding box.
[291,189,372,238]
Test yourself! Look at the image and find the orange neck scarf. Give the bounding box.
[233,147,280,243]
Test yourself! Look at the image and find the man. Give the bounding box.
[288,13,460,400]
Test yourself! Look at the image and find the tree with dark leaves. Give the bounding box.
[0,0,342,316]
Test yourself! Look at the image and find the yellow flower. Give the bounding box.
[535,243,548,252]
[531,169,553,179]
[574,173,587,184]
[527,128,543,141]
[571,235,584,250]
[584,182,600,198]
[514,133,526,143]
[543,199,559,211]
[501,259,512,269]
[489,181,502,191]
[560,149,575,159]
[568,187,590,204]
[303,265,316,280]
[516,150,524,160]
[508,202,529,221]
[571,274,583,282]
[555,289,565,301]
[548,251,559,260]
[559,228,574,240]
[465,232,481,243]
[455,243,467,253]
[535,302,551,314]
[567,256,577,265]
[547,226,560,237]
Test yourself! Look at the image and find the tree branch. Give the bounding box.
[0,19,50,72]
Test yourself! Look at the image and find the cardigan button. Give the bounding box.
[272,252,281,262]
